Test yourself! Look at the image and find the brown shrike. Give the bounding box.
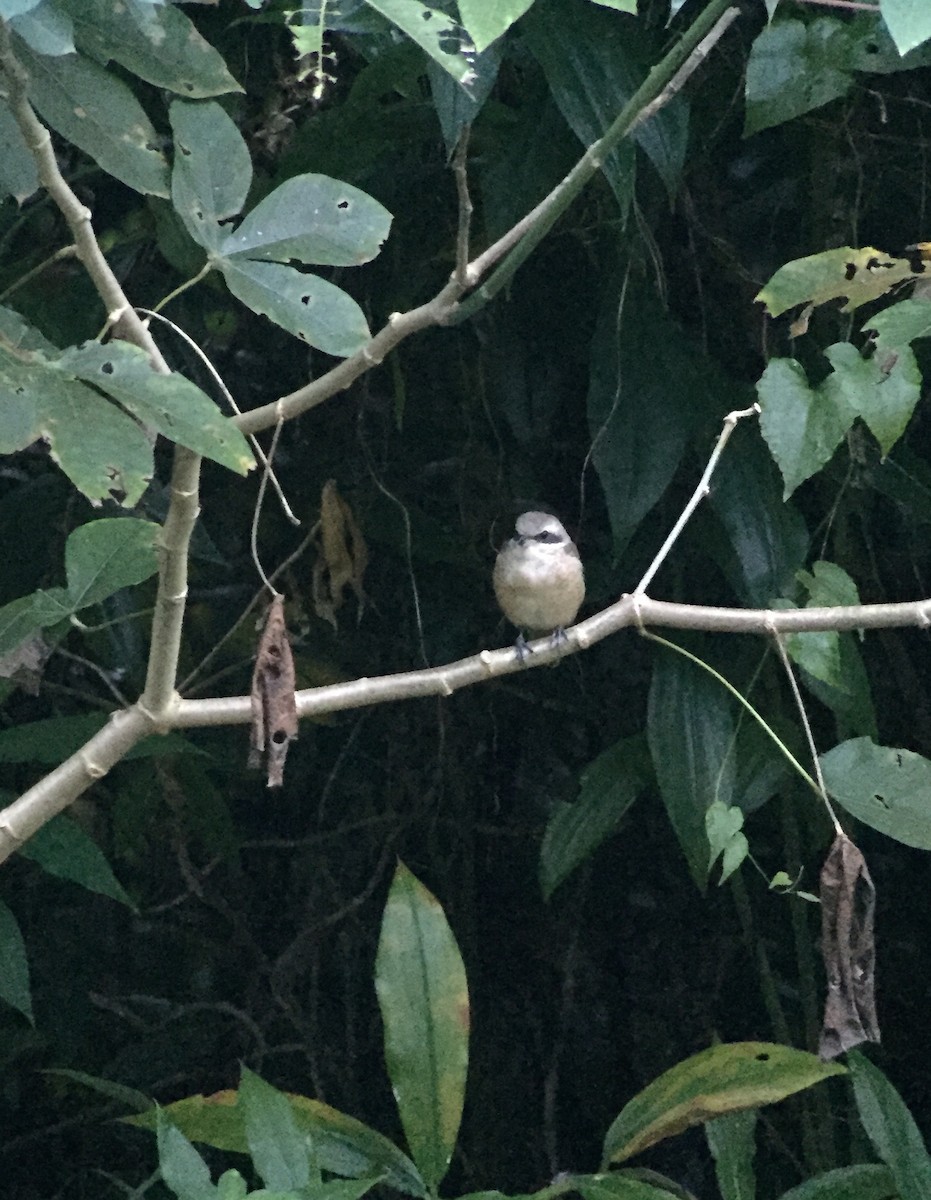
[493,511,585,660]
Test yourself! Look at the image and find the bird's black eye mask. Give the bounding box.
[533,530,563,544]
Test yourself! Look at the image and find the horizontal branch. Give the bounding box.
[1,590,928,865]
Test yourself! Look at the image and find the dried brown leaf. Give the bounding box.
[819,833,880,1060]
[248,594,298,788]
[311,479,367,629]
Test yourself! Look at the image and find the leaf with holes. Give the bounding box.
[363,0,475,83]
[601,1043,845,1166]
[757,246,925,318]
[56,341,254,474]
[60,0,242,98]
[821,738,931,849]
[220,174,391,267]
[16,42,169,196]
[221,258,372,357]
[0,345,153,505]
[169,99,253,252]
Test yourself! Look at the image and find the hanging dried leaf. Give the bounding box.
[311,479,367,629]
[818,833,880,1060]
[248,594,298,788]
[0,634,51,696]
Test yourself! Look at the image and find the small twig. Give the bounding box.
[136,308,300,526]
[452,126,473,286]
[635,403,760,596]
[773,632,844,835]
[250,416,285,595]
[179,525,317,693]
[0,244,77,303]
[52,647,130,708]
[150,262,213,314]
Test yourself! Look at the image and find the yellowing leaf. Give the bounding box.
[757,247,926,318]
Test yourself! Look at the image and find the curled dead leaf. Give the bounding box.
[311,480,367,630]
[248,594,298,788]
[818,833,880,1061]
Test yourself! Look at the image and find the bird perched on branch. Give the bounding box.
[493,510,585,661]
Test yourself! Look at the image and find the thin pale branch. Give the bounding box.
[0,23,201,721]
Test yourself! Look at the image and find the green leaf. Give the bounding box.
[9,2,74,56]
[239,1067,310,1192]
[63,517,158,609]
[588,279,711,547]
[880,0,931,56]
[427,42,501,155]
[362,0,475,83]
[540,735,649,899]
[220,258,372,358]
[169,99,253,251]
[776,1162,896,1200]
[61,0,242,98]
[710,429,809,606]
[524,0,687,207]
[0,99,39,201]
[705,801,748,885]
[157,1108,218,1200]
[124,1090,428,1197]
[574,1173,684,1200]
[820,341,920,457]
[590,0,637,10]
[0,590,69,657]
[601,1043,845,1165]
[0,1,43,17]
[784,562,859,692]
[375,862,468,1193]
[820,737,931,848]
[706,1108,757,1200]
[221,174,392,267]
[457,0,533,52]
[757,357,855,499]
[0,347,153,505]
[17,42,169,196]
[19,814,134,907]
[57,342,254,474]
[0,713,199,764]
[0,898,33,1023]
[864,297,931,350]
[647,649,736,889]
[757,247,923,318]
[848,1050,931,1200]
[217,1172,248,1200]
[41,1066,153,1113]
[745,19,853,136]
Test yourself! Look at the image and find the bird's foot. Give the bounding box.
[550,626,569,651]
[514,633,533,664]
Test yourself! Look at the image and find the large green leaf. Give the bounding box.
[757,247,923,318]
[0,590,69,658]
[17,42,169,196]
[18,814,134,907]
[63,517,158,608]
[0,347,154,505]
[221,258,372,358]
[881,0,931,56]
[0,898,33,1023]
[526,0,687,200]
[125,1090,428,1197]
[776,1163,896,1200]
[157,1109,218,1200]
[239,1068,309,1192]
[61,0,242,98]
[573,1174,684,1200]
[539,735,649,900]
[786,561,860,692]
[588,279,710,547]
[221,174,392,267]
[362,0,475,82]
[820,341,920,457]
[647,649,736,889]
[57,342,254,474]
[375,862,468,1193]
[457,0,533,52]
[848,1050,931,1200]
[9,2,74,55]
[864,297,931,350]
[706,1109,757,1200]
[0,713,198,763]
[820,738,931,848]
[169,99,253,251]
[745,15,931,135]
[601,1043,845,1165]
[756,357,855,499]
[0,99,39,201]
[710,429,809,607]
